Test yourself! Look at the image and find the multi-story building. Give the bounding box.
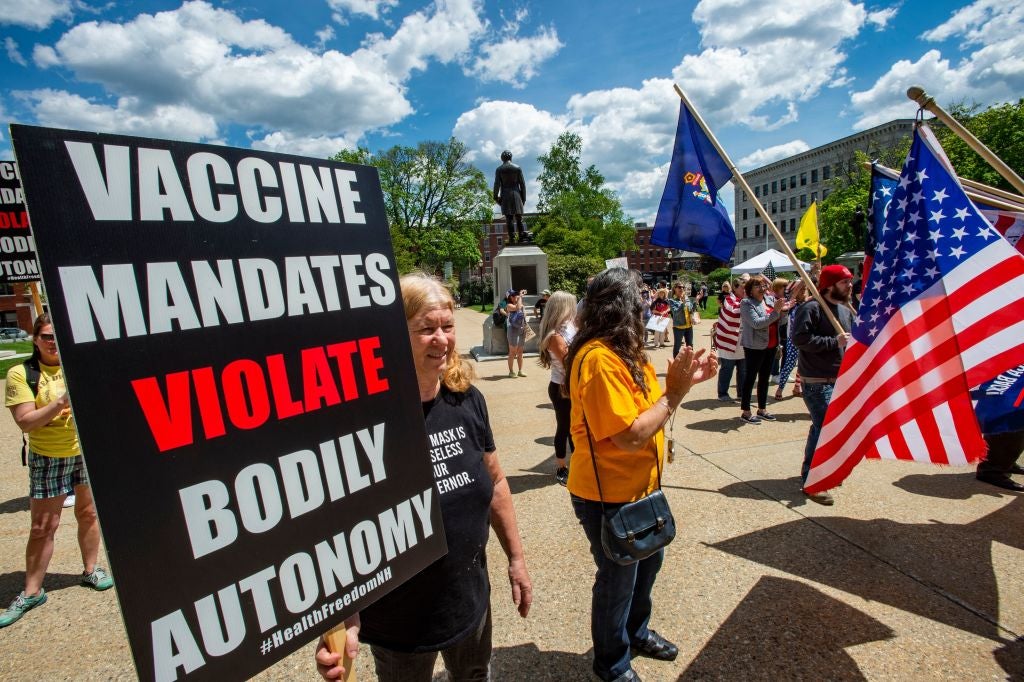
[0,282,36,331]
[622,223,701,283]
[733,119,914,263]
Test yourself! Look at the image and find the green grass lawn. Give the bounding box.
[0,341,33,376]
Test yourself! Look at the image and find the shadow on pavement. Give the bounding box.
[681,417,746,433]
[0,495,29,514]
[993,637,1024,680]
[709,495,1024,640]
[892,471,1015,501]
[679,576,893,680]
[0,570,88,597]
[492,643,593,681]
[505,454,563,495]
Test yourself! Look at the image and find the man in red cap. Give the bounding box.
[790,264,855,505]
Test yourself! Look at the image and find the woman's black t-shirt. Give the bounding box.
[358,384,496,652]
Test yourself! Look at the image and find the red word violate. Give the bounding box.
[131,337,389,452]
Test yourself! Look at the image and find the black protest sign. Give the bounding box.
[9,125,446,682]
[0,160,40,283]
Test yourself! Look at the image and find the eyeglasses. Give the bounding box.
[38,333,56,342]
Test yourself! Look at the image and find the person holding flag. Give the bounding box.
[791,265,855,504]
[803,124,1024,495]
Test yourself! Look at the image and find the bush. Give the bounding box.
[707,267,732,288]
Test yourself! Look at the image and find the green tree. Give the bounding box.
[330,138,491,274]
[818,136,912,262]
[547,253,606,298]
[533,132,636,260]
[933,99,1024,192]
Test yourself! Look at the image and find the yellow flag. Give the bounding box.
[795,201,827,258]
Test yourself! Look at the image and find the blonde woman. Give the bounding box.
[316,273,531,680]
[538,291,577,485]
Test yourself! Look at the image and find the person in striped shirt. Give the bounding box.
[712,275,748,402]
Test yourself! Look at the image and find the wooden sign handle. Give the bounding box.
[323,624,356,682]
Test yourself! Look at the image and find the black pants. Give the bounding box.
[978,430,1024,474]
[548,381,573,460]
[741,346,776,412]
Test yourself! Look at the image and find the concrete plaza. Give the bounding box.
[0,304,1021,680]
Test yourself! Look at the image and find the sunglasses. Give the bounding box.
[38,333,56,342]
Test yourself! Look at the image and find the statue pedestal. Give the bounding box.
[472,244,548,361]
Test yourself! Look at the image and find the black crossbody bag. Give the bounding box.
[577,350,676,565]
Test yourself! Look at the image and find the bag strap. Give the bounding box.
[20,358,41,467]
[576,347,663,512]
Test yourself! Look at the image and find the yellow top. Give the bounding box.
[5,361,79,458]
[567,340,664,502]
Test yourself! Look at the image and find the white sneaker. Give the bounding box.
[62,494,75,508]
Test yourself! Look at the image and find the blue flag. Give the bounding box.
[972,365,1024,435]
[651,101,736,262]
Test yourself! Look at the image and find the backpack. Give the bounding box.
[19,358,41,466]
[492,307,506,328]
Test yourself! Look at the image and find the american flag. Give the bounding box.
[804,126,1024,493]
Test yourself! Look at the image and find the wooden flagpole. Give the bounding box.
[814,201,823,266]
[672,83,845,334]
[861,161,1024,212]
[907,86,1024,197]
[960,177,1024,207]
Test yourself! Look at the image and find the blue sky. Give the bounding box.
[1,0,1021,223]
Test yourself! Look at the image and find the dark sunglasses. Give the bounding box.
[38,333,56,342]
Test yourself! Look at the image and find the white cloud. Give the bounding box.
[674,0,865,130]
[327,0,399,21]
[448,0,878,221]
[851,0,1024,129]
[453,100,569,211]
[738,141,811,171]
[19,89,220,141]
[24,0,496,152]
[866,7,899,30]
[359,0,486,80]
[465,25,562,88]
[5,36,26,65]
[0,0,73,29]
[315,25,336,50]
[250,130,361,159]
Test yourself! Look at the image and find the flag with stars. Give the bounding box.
[804,125,1024,493]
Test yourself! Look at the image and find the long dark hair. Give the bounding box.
[30,313,52,363]
[564,268,650,397]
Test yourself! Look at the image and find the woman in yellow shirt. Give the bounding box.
[0,314,112,629]
[566,268,717,681]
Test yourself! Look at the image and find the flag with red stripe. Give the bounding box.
[804,126,1024,493]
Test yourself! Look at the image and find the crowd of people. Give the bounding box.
[3,264,1020,682]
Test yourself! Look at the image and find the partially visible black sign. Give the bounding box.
[9,125,446,682]
[0,160,39,283]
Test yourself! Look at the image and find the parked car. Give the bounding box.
[0,327,28,340]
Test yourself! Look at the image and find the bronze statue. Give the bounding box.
[493,150,527,243]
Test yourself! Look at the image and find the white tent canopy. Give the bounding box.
[730,248,810,274]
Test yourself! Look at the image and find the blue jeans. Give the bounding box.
[717,357,745,399]
[672,326,693,356]
[801,382,834,484]
[572,496,664,680]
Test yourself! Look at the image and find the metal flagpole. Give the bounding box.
[672,83,845,334]
[907,86,1024,197]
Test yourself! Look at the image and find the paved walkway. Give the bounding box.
[0,305,1022,680]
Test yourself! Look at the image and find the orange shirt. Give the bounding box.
[567,340,665,502]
